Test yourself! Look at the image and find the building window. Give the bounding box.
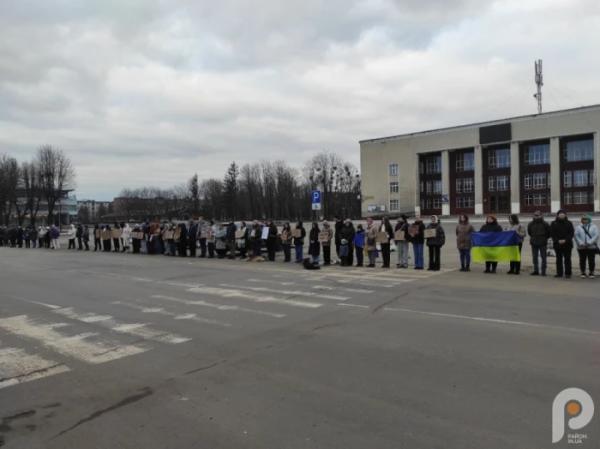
[496,175,509,191]
[564,191,590,205]
[524,173,547,190]
[431,198,442,209]
[564,139,594,162]
[563,171,572,188]
[456,178,473,194]
[425,156,441,174]
[390,199,399,211]
[389,163,399,177]
[432,180,442,194]
[456,152,474,172]
[456,196,474,209]
[524,193,547,206]
[524,143,550,165]
[573,170,589,187]
[488,148,511,169]
[389,182,399,193]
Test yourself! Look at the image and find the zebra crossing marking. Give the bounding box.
[0,346,70,390]
[187,286,322,309]
[112,300,233,327]
[219,283,349,301]
[0,315,148,364]
[48,306,191,345]
[151,295,286,318]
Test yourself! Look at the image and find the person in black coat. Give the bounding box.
[267,221,278,261]
[177,222,188,257]
[339,220,356,267]
[334,217,343,262]
[379,217,394,268]
[188,220,198,257]
[76,224,83,250]
[308,222,321,264]
[226,221,237,259]
[527,210,551,276]
[480,214,502,273]
[550,209,574,278]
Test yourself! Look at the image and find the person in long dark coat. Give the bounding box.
[550,209,575,279]
[308,222,321,265]
[340,220,356,267]
[177,222,188,257]
[188,220,198,257]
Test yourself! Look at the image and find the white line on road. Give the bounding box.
[113,300,232,327]
[371,305,600,336]
[0,346,70,390]
[219,283,349,301]
[188,287,322,309]
[0,315,148,364]
[151,295,286,318]
[50,306,192,344]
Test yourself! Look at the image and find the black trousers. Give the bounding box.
[282,244,291,262]
[266,240,276,261]
[485,261,498,272]
[380,243,391,267]
[83,239,89,250]
[199,238,207,257]
[323,245,331,265]
[207,242,215,258]
[428,245,441,270]
[578,248,596,274]
[94,238,102,251]
[189,239,197,257]
[355,247,364,266]
[103,239,111,251]
[77,237,83,250]
[113,238,120,251]
[347,244,354,267]
[68,239,75,249]
[555,247,572,276]
[509,244,522,273]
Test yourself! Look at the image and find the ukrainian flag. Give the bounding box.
[471,231,521,263]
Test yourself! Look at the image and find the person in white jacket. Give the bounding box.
[574,214,598,279]
[120,223,132,253]
[67,224,76,249]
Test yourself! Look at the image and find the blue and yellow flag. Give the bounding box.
[471,231,521,263]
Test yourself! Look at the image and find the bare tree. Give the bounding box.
[0,155,19,225]
[36,145,75,226]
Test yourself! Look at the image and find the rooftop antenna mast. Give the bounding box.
[534,59,543,114]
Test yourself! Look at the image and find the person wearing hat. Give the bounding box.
[574,214,598,279]
[527,210,551,276]
[550,209,574,279]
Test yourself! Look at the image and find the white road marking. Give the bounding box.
[151,295,286,318]
[113,300,233,327]
[49,306,191,344]
[164,281,205,289]
[247,278,296,286]
[188,287,322,309]
[337,303,369,309]
[219,283,349,301]
[383,307,600,336]
[313,285,374,294]
[0,315,148,364]
[0,346,70,389]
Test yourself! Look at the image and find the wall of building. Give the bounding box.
[360,106,600,216]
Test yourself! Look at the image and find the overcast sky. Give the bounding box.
[1,0,599,200]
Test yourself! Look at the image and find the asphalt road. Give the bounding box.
[0,247,598,448]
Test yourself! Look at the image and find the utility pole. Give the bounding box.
[534,59,543,114]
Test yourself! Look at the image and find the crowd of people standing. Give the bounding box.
[1,210,597,279]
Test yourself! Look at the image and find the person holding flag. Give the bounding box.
[473,215,519,274]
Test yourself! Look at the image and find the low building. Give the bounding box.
[360,105,600,217]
